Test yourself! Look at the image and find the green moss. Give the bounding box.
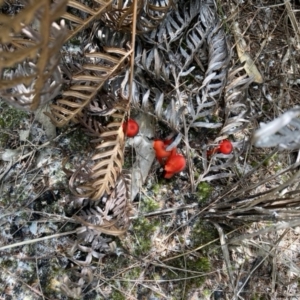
[111,290,126,300]
[196,182,212,203]
[193,170,200,180]
[20,269,35,282]
[215,1,230,33]
[274,164,283,172]
[102,255,143,296]
[251,294,266,300]
[101,255,143,297]
[0,102,28,129]
[250,161,258,168]
[132,217,159,256]
[123,152,134,169]
[0,118,5,127]
[1,259,17,269]
[203,289,211,297]
[69,37,82,46]
[188,257,210,275]
[165,256,211,297]
[190,220,218,251]
[140,196,160,213]
[0,196,10,206]
[124,266,141,289]
[0,101,29,146]
[152,183,161,194]
[66,128,90,153]
[263,153,278,167]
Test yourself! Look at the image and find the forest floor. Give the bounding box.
[1,1,300,300]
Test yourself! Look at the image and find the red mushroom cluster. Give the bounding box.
[207,139,233,157]
[153,139,186,179]
[122,119,232,178]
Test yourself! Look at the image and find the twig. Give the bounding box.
[0,230,77,251]
[213,222,235,291]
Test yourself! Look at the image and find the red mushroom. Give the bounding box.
[122,118,139,137]
[207,139,233,157]
[153,138,185,178]
[163,152,186,179]
[153,139,174,165]
[219,139,233,154]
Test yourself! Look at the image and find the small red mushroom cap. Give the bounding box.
[207,139,233,157]
[218,139,233,154]
[153,139,175,165]
[122,119,139,137]
[163,153,186,179]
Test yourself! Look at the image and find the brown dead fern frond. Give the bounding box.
[0,0,68,111]
[61,267,93,298]
[0,1,65,44]
[137,0,173,32]
[103,0,172,32]
[104,0,144,30]
[67,234,113,266]
[90,112,126,200]
[64,174,131,269]
[69,103,127,200]
[98,172,132,227]
[46,47,131,127]
[144,0,200,45]
[88,93,118,116]
[63,0,112,43]
[75,173,132,230]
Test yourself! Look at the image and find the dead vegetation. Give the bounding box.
[0,0,300,299]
